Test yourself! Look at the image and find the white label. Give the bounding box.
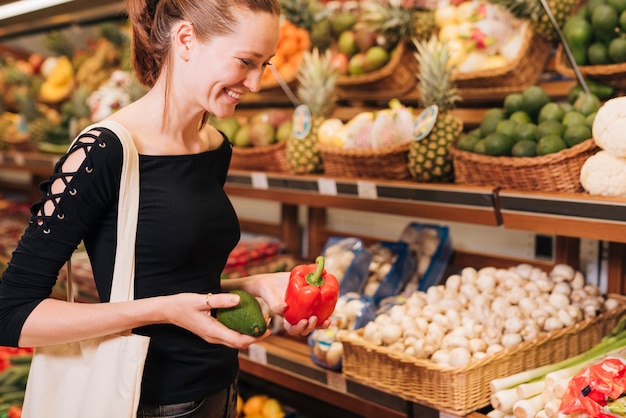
[318,178,337,196]
[247,343,268,365]
[357,181,377,199]
[250,172,269,190]
[326,370,347,393]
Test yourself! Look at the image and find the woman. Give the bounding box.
[0,0,323,417]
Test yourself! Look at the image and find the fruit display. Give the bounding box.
[435,0,529,73]
[239,394,285,418]
[581,96,626,197]
[210,108,293,149]
[260,20,311,89]
[285,48,339,174]
[408,36,463,182]
[456,85,601,157]
[0,347,32,418]
[561,0,626,66]
[487,0,579,41]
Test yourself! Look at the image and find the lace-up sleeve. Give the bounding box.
[0,128,124,346]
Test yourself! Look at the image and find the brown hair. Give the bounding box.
[126,0,281,128]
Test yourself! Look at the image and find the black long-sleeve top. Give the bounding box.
[0,127,241,404]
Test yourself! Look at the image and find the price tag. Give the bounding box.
[250,172,269,190]
[357,181,377,199]
[326,370,347,393]
[318,178,337,196]
[247,343,268,365]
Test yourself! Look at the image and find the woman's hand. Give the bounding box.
[165,292,270,349]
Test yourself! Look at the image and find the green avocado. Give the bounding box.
[216,290,267,337]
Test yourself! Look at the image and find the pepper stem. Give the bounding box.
[305,256,325,287]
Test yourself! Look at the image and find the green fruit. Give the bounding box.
[483,132,516,156]
[509,110,532,125]
[522,86,550,120]
[537,135,568,155]
[559,102,575,114]
[587,0,608,20]
[511,139,538,157]
[473,139,487,154]
[574,92,602,116]
[592,5,619,33]
[216,290,267,337]
[337,30,358,56]
[621,9,626,31]
[233,124,252,147]
[586,111,597,127]
[563,16,594,47]
[479,108,506,137]
[495,119,519,139]
[562,111,588,128]
[504,93,524,116]
[364,46,390,71]
[331,12,357,35]
[456,134,481,151]
[515,122,538,142]
[536,120,565,140]
[563,124,592,147]
[587,42,611,65]
[608,0,626,13]
[608,37,626,62]
[538,102,565,124]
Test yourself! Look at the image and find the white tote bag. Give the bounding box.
[22,120,150,418]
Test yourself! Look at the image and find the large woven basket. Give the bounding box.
[336,41,418,102]
[450,138,600,192]
[452,24,552,99]
[554,45,626,90]
[229,141,290,173]
[341,294,626,415]
[317,142,411,180]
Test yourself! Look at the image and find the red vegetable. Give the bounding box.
[283,256,339,326]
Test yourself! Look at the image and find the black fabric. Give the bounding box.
[0,127,241,404]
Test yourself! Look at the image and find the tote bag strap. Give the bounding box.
[67,120,140,303]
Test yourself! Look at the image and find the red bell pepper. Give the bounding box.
[283,256,339,325]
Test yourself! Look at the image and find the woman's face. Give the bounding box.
[183,9,280,119]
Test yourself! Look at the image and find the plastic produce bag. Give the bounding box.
[321,237,372,295]
[560,355,626,417]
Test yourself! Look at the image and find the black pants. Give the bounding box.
[137,381,238,418]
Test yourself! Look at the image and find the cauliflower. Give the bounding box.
[580,150,626,197]
[592,96,626,157]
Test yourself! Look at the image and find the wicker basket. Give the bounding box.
[452,24,552,98]
[336,41,418,102]
[229,141,290,173]
[450,138,600,193]
[317,142,411,180]
[341,294,626,415]
[554,45,626,90]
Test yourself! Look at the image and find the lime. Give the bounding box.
[562,111,588,128]
[563,16,594,47]
[456,134,481,152]
[608,0,626,13]
[483,132,516,156]
[609,37,626,62]
[538,102,565,123]
[504,93,524,116]
[587,42,611,65]
[559,102,575,114]
[537,135,568,155]
[522,86,551,120]
[586,0,608,19]
[509,110,532,124]
[563,124,592,147]
[473,139,487,154]
[480,108,505,137]
[586,111,597,128]
[495,119,519,139]
[536,120,565,140]
[574,93,602,116]
[515,122,538,142]
[571,45,589,65]
[592,4,619,32]
[621,9,626,31]
[511,140,538,157]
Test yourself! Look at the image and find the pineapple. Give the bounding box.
[358,0,436,45]
[486,0,578,42]
[408,37,463,183]
[286,48,338,174]
[280,0,332,50]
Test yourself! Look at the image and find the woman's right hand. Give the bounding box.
[165,292,271,349]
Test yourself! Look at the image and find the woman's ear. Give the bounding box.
[173,21,194,62]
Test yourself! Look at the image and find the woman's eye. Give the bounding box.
[239,58,254,67]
